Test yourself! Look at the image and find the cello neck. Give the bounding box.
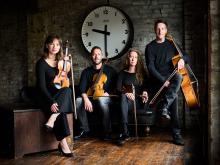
[166,34,183,58]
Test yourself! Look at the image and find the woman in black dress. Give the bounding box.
[117,48,149,145]
[36,34,73,157]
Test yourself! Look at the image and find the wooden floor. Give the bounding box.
[0,128,204,165]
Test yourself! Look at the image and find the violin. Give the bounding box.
[53,40,71,89]
[87,59,108,99]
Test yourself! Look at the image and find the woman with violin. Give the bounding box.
[116,48,149,145]
[74,46,117,141]
[145,19,190,145]
[36,34,73,157]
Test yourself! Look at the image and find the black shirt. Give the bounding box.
[145,39,189,83]
[117,70,147,95]
[36,57,59,105]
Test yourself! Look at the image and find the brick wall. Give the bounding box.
[209,0,220,164]
[27,0,184,86]
[0,7,27,104]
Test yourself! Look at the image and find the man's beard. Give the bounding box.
[93,59,102,65]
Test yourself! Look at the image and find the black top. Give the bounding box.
[36,57,59,105]
[117,70,147,95]
[145,39,189,83]
[79,64,117,95]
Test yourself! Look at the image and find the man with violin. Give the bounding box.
[145,19,189,145]
[74,46,117,141]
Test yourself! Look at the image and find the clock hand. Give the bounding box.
[104,25,108,57]
[92,29,110,35]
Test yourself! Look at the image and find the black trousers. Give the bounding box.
[76,97,112,134]
[37,88,73,141]
[120,94,144,134]
[154,73,183,135]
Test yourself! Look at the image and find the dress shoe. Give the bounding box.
[116,133,130,146]
[102,134,112,141]
[160,108,171,120]
[74,131,89,140]
[58,143,74,157]
[173,133,184,146]
[45,124,53,132]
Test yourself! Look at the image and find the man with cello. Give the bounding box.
[145,19,190,145]
[74,46,117,141]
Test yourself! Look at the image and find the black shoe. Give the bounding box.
[173,134,184,146]
[45,124,53,132]
[116,133,130,146]
[102,133,112,141]
[74,131,89,140]
[160,108,171,120]
[58,143,74,157]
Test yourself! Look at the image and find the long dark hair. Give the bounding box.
[123,48,148,85]
[42,34,63,60]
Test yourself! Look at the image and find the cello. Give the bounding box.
[166,35,200,108]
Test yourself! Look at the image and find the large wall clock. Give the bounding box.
[81,5,134,60]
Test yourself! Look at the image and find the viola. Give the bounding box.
[166,35,200,108]
[87,59,108,99]
[53,40,71,89]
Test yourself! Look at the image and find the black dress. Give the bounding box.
[36,57,73,141]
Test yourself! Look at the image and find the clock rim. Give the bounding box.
[81,5,134,61]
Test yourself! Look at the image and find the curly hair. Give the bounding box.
[123,48,148,85]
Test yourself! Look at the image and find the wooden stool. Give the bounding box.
[0,104,73,158]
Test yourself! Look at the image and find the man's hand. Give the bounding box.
[103,92,109,97]
[83,97,93,112]
[177,59,185,71]
[164,80,170,87]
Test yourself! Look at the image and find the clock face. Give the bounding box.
[81,6,134,60]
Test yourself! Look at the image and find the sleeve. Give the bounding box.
[145,44,166,83]
[36,60,55,105]
[116,71,124,93]
[79,69,89,94]
[103,66,117,94]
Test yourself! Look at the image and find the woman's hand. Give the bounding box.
[142,91,148,103]
[51,103,59,113]
[125,92,135,101]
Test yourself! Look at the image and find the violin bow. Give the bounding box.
[149,68,178,105]
[69,54,77,120]
[132,84,138,141]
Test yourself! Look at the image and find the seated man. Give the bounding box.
[145,19,189,145]
[74,46,117,140]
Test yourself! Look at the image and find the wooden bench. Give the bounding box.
[0,104,73,158]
